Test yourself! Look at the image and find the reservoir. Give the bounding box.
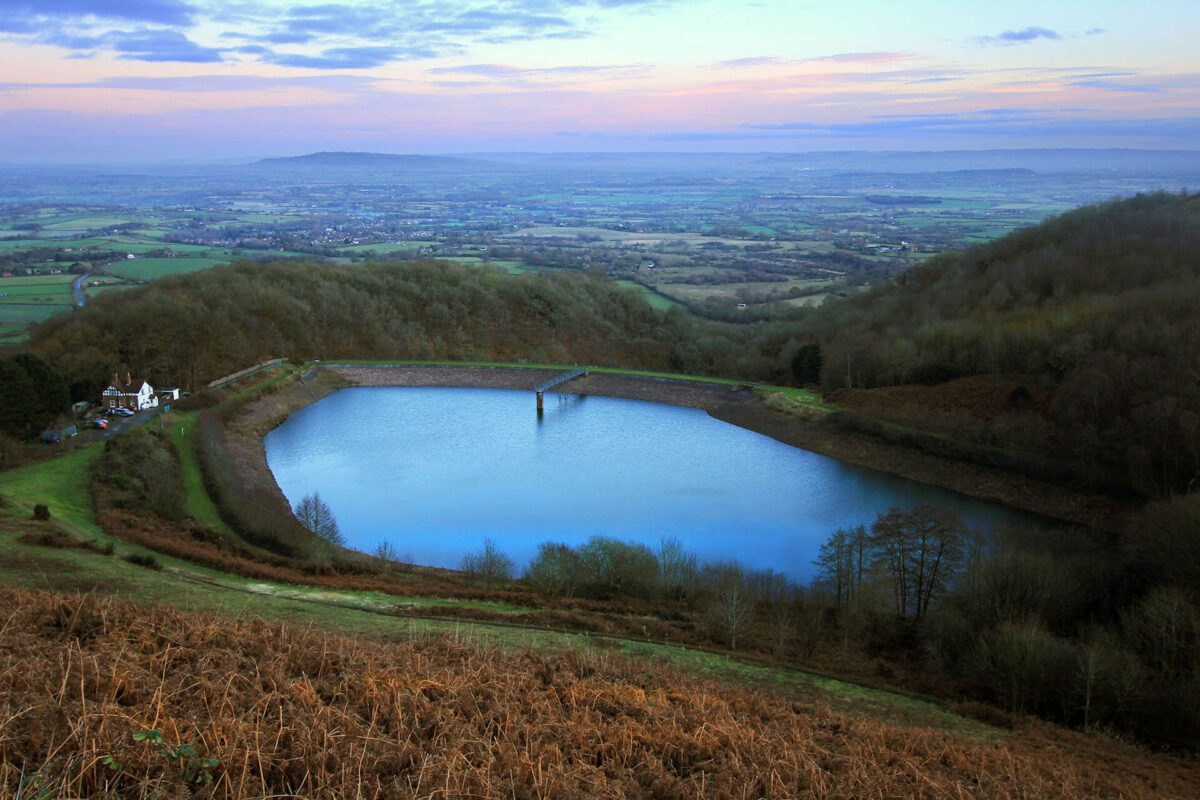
[265,386,1040,582]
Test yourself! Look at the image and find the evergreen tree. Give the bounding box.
[791,342,823,385]
[12,352,69,419]
[0,357,39,439]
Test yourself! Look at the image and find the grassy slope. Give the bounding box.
[0,426,978,739]
[167,410,239,536]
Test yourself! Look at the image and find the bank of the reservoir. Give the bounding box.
[321,364,1127,530]
[326,364,748,410]
[224,363,1128,546]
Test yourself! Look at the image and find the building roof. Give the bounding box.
[104,373,153,394]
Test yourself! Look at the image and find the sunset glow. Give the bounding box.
[1,0,1197,161]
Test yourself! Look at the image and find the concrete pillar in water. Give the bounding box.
[537,391,544,412]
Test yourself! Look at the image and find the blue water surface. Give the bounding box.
[264,387,1040,582]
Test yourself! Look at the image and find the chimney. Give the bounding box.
[125,371,131,387]
[111,373,118,387]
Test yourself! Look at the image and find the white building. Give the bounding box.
[102,373,160,411]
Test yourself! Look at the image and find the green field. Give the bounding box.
[0,234,237,262]
[91,239,235,257]
[651,276,834,308]
[614,279,685,311]
[0,237,122,251]
[338,241,432,256]
[39,214,136,231]
[507,225,782,251]
[109,256,231,279]
[484,259,524,272]
[0,275,76,332]
[0,273,75,289]
[233,213,307,223]
[85,285,135,299]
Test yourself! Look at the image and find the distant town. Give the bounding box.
[5,150,1199,340]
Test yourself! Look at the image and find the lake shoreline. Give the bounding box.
[220,365,1129,545]
[323,365,1129,531]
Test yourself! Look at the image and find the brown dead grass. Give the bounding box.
[16,528,110,554]
[2,588,1196,799]
[836,375,1054,433]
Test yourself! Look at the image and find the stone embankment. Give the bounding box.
[328,365,749,409]
[234,364,1128,532]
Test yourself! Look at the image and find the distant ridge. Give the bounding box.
[254,151,478,169]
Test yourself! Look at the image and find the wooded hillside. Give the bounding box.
[24,260,783,401]
[808,191,1200,496]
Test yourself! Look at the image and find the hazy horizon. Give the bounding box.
[5,147,1200,170]
[1,1,1198,162]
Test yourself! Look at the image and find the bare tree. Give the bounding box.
[657,536,697,599]
[1074,631,1144,729]
[374,539,403,566]
[792,586,830,659]
[708,566,755,651]
[813,525,869,610]
[870,505,967,619]
[293,491,343,546]
[1121,586,1200,681]
[461,537,514,588]
[751,569,799,658]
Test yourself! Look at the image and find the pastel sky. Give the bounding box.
[1,0,1198,161]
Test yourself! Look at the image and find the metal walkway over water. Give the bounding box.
[535,367,587,412]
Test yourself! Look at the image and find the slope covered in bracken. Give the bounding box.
[2,588,1196,799]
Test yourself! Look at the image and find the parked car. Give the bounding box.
[113,407,135,417]
[93,419,108,429]
[41,431,60,444]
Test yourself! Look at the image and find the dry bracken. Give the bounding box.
[1,588,1195,799]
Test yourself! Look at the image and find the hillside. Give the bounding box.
[4,587,1197,799]
[7,417,1195,799]
[22,260,778,403]
[807,190,1200,496]
[253,151,482,171]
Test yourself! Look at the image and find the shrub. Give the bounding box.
[123,552,161,570]
[577,536,658,600]
[92,428,186,522]
[31,504,50,521]
[968,621,1075,717]
[191,410,311,558]
[524,542,584,598]
[949,700,1015,729]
